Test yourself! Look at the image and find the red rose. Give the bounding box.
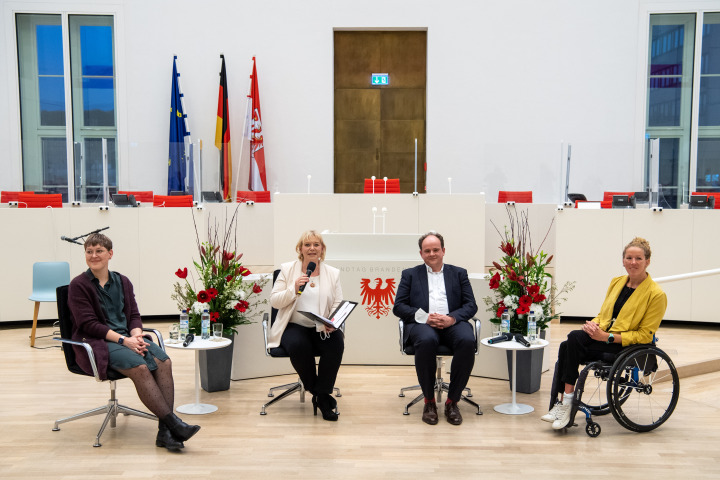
[197,290,210,303]
[253,283,262,294]
[175,267,188,279]
[517,305,529,315]
[207,288,218,299]
[519,295,532,307]
[241,268,251,276]
[489,272,501,290]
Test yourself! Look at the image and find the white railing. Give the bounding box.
[654,268,720,284]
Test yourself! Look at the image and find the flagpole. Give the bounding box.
[233,57,254,202]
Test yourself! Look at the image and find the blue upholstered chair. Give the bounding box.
[29,261,70,347]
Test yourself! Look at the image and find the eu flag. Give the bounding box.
[168,56,190,193]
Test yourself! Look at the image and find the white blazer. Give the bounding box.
[267,260,343,348]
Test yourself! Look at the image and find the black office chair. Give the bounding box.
[567,193,587,203]
[398,318,483,416]
[260,269,341,415]
[52,285,165,447]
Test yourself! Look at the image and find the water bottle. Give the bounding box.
[201,310,210,340]
[527,310,537,343]
[500,312,510,334]
[179,309,189,341]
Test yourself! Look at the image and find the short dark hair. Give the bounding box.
[84,233,112,250]
[418,231,444,250]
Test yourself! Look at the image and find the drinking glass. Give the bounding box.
[212,323,223,341]
[492,323,502,338]
[168,323,180,344]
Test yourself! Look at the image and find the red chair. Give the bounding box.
[153,195,193,207]
[236,191,271,203]
[601,191,634,209]
[1,191,30,203]
[363,178,401,194]
[498,191,533,203]
[692,192,720,209]
[118,190,154,203]
[17,192,62,208]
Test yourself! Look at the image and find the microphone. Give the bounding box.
[183,333,195,347]
[514,333,531,347]
[60,236,82,245]
[297,262,317,295]
[487,332,513,344]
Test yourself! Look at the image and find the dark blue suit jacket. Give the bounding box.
[393,263,478,329]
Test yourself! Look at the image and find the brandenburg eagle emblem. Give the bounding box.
[360,278,396,319]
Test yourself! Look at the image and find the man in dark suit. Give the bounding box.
[393,232,478,425]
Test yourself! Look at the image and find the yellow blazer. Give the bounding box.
[267,260,343,349]
[593,274,667,346]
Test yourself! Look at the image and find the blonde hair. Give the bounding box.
[295,230,326,262]
[623,237,651,261]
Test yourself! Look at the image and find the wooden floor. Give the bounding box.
[1,320,719,479]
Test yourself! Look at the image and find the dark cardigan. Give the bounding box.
[67,271,143,380]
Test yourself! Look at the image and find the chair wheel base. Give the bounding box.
[403,412,410,416]
[398,393,405,397]
[259,412,267,415]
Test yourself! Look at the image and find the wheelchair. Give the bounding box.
[549,342,680,437]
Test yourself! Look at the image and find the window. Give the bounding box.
[16,13,117,203]
[646,12,720,207]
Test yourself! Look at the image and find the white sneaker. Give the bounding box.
[551,403,573,430]
[540,402,562,422]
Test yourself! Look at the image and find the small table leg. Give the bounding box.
[176,349,218,415]
[494,349,534,415]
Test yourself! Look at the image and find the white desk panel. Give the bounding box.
[691,210,720,323]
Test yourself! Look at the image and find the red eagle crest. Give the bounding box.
[360,278,397,319]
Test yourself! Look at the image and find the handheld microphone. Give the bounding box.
[60,236,82,245]
[297,261,317,295]
[487,332,513,344]
[183,333,195,347]
[514,333,531,347]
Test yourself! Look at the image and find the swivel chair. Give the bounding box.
[53,285,165,447]
[260,269,341,415]
[398,318,483,416]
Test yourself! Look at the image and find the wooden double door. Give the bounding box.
[334,31,426,193]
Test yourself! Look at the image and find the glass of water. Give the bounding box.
[168,323,180,344]
[212,323,223,341]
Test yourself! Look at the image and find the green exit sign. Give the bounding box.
[371,73,389,85]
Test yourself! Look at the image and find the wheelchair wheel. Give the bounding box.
[607,346,679,432]
[578,363,612,416]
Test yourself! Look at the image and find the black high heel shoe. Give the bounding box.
[312,394,338,421]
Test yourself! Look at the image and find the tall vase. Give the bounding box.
[199,333,235,392]
[505,329,546,394]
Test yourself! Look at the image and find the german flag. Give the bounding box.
[215,55,231,201]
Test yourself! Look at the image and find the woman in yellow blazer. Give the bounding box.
[269,230,344,421]
[543,237,667,430]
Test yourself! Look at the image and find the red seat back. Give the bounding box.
[692,192,720,209]
[498,191,533,203]
[1,191,29,203]
[153,195,193,207]
[118,190,154,203]
[17,192,62,208]
[363,178,401,194]
[236,191,271,203]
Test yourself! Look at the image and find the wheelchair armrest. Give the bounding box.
[53,337,102,382]
[142,328,165,351]
[262,312,271,356]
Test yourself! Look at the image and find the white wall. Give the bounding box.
[0,0,715,202]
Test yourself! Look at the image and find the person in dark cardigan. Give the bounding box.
[68,233,200,451]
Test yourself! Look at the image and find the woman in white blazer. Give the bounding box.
[269,230,344,421]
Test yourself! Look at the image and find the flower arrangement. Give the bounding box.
[483,208,575,334]
[171,208,268,336]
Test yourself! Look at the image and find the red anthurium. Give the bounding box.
[241,268,251,276]
[197,290,210,303]
[252,284,262,294]
[207,288,218,299]
[175,267,188,279]
[489,272,501,290]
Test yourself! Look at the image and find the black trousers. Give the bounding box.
[558,329,623,387]
[405,321,475,402]
[280,322,344,395]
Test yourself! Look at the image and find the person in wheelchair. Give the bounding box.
[68,233,200,450]
[543,237,667,430]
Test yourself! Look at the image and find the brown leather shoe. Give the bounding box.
[422,401,439,425]
[445,401,463,425]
